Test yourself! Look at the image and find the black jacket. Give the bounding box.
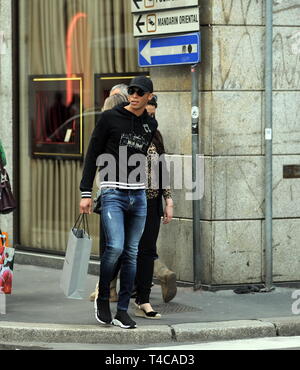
[80,103,158,197]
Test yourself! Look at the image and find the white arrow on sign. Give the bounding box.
[140,40,198,64]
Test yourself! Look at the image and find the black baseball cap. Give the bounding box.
[128,76,153,93]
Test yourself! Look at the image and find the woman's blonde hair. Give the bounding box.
[102,93,128,111]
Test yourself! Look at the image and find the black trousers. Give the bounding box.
[135,197,161,305]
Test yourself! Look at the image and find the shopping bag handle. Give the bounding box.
[82,213,90,237]
[73,214,90,238]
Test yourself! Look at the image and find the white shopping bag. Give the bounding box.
[60,214,92,299]
[0,293,6,314]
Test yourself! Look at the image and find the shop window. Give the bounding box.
[18,0,147,254]
[29,76,83,160]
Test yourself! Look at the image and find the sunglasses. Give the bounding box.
[128,87,147,97]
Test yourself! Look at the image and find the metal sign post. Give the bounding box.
[191,63,201,290]
[264,0,274,292]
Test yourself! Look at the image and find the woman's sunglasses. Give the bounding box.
[128,87,146,97]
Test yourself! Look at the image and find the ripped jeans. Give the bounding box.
[98,188,147,311]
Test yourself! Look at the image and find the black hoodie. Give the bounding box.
[80,103,158,198]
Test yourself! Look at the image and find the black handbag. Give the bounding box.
[0,160,16,214]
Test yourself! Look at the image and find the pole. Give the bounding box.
[191,63,201,290]
[264,0,274,292]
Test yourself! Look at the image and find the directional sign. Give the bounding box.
[133,6,199,37]
[131,0,199,13]
[138,32,201,67]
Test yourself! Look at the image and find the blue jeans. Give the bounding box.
[98,188,147,311]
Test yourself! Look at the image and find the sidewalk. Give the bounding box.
[1,252,300,348]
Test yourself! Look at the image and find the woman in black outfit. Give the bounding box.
[134,105,174,319]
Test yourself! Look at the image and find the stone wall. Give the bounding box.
[153,0,300,285]
[0,0,13,240]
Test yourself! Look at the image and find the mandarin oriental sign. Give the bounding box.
[133,6,200,36]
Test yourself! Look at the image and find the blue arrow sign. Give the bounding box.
[138,33,201,67]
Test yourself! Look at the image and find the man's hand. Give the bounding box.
[80,198,93,214]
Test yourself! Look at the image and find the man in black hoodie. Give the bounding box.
[80,76,157,329]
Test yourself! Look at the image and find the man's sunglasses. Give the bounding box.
[128,87,147,97]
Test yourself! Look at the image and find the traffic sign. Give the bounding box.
[133,6,200,37]
[138,32,201,67]
[131,0,199,13]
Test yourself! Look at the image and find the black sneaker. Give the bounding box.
[112,310,137,329]
[94,298,112,325]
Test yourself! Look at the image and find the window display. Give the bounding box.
[30,76,83,159]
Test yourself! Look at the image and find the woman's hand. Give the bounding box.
[163,199,173,224]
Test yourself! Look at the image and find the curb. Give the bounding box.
[1,318,295,345]
[172,320,276,342]
[0,322,173,345]
[259,316,300,336]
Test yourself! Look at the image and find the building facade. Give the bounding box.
[0,0,300,286]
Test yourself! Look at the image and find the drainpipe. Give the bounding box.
[264,0,274,292]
